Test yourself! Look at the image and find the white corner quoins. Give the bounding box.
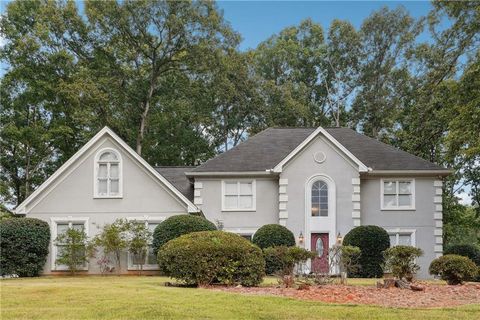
[278,178,288,226]
[352,177,361,227]
[194,181,203,208]
[433,180,443,257]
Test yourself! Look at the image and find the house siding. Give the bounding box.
[281,134,359,252]
[26,137,189,275]
[360,177,438,278]
[197,177,278,232]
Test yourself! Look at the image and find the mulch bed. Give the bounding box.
[211,282,480,308]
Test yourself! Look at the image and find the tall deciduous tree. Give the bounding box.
[351,6,422,139]
[253,19,329,128]
[85,0,237,155]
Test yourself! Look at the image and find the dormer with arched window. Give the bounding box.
[94,148,122,198]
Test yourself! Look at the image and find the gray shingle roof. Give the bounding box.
[154,166,195,201]
[192,127,446,172]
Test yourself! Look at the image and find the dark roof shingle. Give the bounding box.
[154,166,195,200]
[192,127,446,172]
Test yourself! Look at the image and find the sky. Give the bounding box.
[216,1,433,50]
[0,1,472,204]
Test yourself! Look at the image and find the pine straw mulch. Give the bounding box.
[210,282,480,308]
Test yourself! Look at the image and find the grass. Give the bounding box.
[1,276,478,320]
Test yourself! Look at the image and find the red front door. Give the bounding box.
[311,233,329,273]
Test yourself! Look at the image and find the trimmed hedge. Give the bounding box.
[429,254,478,285]
[158,231,265,286]
[263,246,315,275]
[252,224,295,249]
[343,225,390,278]
[444,244,480,266]
[0,218,50,276]
[152,215,216,254]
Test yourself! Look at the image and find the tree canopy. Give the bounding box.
[1,0,479,247]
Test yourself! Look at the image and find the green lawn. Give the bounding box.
[1,276,478,320]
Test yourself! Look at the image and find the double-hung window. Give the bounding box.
[95,149,122,198]
[51,218,89,271]
[222,180,256,211]
[381,179,415,210]
[127,217,164,270]
[387,229,416,247]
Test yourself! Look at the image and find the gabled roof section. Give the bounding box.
[191,128,315,173]
[191,127,449,174]
[15,127,199,214]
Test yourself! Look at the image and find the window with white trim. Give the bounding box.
[52,218,89,271]
[381,179,415,210]
[388,229,416,247]
[311,180,328,217]
[95,149,122,198]
[127,218,164,270]
[222,180,256,211]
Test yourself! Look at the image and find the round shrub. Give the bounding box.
[252,224,295,249]
[263,246,315,275]
[343,225,390,278]
[0,218,50,276]
[444,244,480,266]
[429,254,478,285]
[152,215,216,254]
[158,231,265,286]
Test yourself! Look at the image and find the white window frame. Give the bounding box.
[221,179,256,212]
[50,217,89,271]
[93,148,123,199]
[380,178,415,210]
[386,228,416,247]
[127,216,166,271]
[310,180,329,217]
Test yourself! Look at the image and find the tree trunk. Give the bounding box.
[136,75,156,155]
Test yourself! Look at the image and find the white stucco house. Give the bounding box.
[15,126,451,277]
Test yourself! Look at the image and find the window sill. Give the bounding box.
[94,195,123,199]
[381,207,416,211]
[127,265,159,271]
[221,208,256,212]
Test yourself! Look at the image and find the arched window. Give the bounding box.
[311,180,328,217]
[95,149,122,197]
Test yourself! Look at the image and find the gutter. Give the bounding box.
[185,171,277,177]
[365,169,453,177]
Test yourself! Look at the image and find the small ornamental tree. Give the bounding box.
[55,227,90,275]
[343,225,390,278]
[0,218,50,277]
[128,222,152,275]
[429,254,478,285]
[263,246,315,288]
[91,219,130,274]
[384,245,423,281]
[252,224,295,249]
[152,215,216,254]
[338,245,362,283]
[263,246,315,276]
